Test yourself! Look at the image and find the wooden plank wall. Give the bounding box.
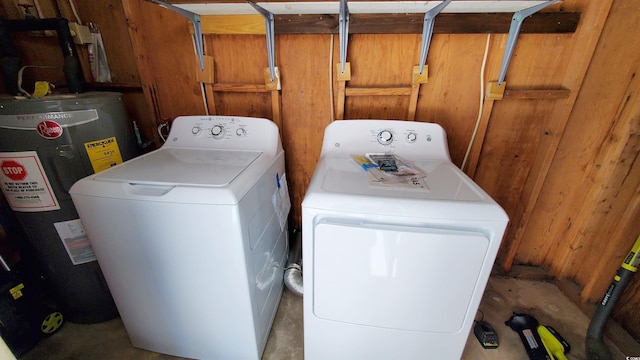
[0,0,638,341]
[515,0,640,339]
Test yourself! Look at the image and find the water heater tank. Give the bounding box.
[0,92,138,323]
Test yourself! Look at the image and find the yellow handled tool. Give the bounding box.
[538,325,569,360]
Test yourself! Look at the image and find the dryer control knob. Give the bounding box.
[211,125,225,138]
[377,130,394,145]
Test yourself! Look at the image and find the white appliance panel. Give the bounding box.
[93,148,261,186]
[302,120,509,360]
[320,157,484,201]
[319,119,450,161]
[313,221,489,332]
[70,116,289,359]
[165,116,281,158]
[73,197,255,358]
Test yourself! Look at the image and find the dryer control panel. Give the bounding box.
[320,120,450,161]
[164,116,282,157]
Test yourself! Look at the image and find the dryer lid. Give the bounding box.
[319,156,483,201]
[93,148,262,187]
[303,156,508,221]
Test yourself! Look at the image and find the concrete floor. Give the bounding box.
[18,276,632,360]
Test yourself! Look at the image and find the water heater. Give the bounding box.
[0,92,137,323]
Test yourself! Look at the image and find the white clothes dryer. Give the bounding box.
[302,120,508,360]
[70,116,290,359]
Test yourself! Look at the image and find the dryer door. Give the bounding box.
[312,221,489,333]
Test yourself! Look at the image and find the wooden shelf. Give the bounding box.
[199,12,579,35]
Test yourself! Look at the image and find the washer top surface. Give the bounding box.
[94,115,282,187]
[93,148,262,187]
[303,120,508,221]
[71,116,283,204]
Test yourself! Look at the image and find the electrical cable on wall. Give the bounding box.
[17,65,59,98]
[68,0,83,25]
[329,34,335,122]
[157,122,169,142]
[462,34,491,172]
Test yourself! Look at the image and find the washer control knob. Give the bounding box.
[236,128,246,137]
[211,125,225,137]
[192,126,201,135]
[407,132,417,142]
[377,130,394,145]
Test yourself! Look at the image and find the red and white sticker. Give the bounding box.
[36,120,63,139]
[0,151,60,212]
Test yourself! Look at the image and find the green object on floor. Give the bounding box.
[538,325,569,360]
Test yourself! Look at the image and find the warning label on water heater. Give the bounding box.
[0,151,60,212]
[53,219,97,265]
[84,136,124,173]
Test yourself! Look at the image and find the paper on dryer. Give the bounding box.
[272,172,291,231]
[352,154,429,190]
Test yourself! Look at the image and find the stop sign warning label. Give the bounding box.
[2,160,28,181]
[0,151,60,212]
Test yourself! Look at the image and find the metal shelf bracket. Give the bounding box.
[339,0,349,74]
[418,0,452,75]
[247,0,277,82]
[150,0,205,71]
[497,0,560,86]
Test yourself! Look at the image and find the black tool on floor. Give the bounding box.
[505,312,552,360]
[0,258,64,356]
[474,320,499,349]
[0,207,64,357]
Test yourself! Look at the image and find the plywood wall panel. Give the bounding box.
[497,0,613,271]
[345,34,418,87]
[512,0,640,282]
[207,34,267,84]
[496,34,574,89]
[339,34,417,121]
[133,0,205,118]
[212,92,273,118]
[473,100,553,214]
[279,34,334,226]
[416,33,490,165]
[575,128,640,292]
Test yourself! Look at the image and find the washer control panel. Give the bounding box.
[188,120,249,141]
[376,130,394,145]
[321,120,450,161]
[164,116,280,155]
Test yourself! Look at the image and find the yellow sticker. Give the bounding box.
[10,283,24,300]
[84,137,124,173]
[33,81,50,98]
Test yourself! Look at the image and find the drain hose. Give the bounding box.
[284,231,303,296]
[586,235,640,360]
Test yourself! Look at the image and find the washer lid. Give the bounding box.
[93,148,262,187]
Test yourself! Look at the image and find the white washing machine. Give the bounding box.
[69,116,290,359]
[302,120,508,360]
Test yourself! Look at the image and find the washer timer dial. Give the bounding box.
[377,130,394,145]
[211,125,225,138]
